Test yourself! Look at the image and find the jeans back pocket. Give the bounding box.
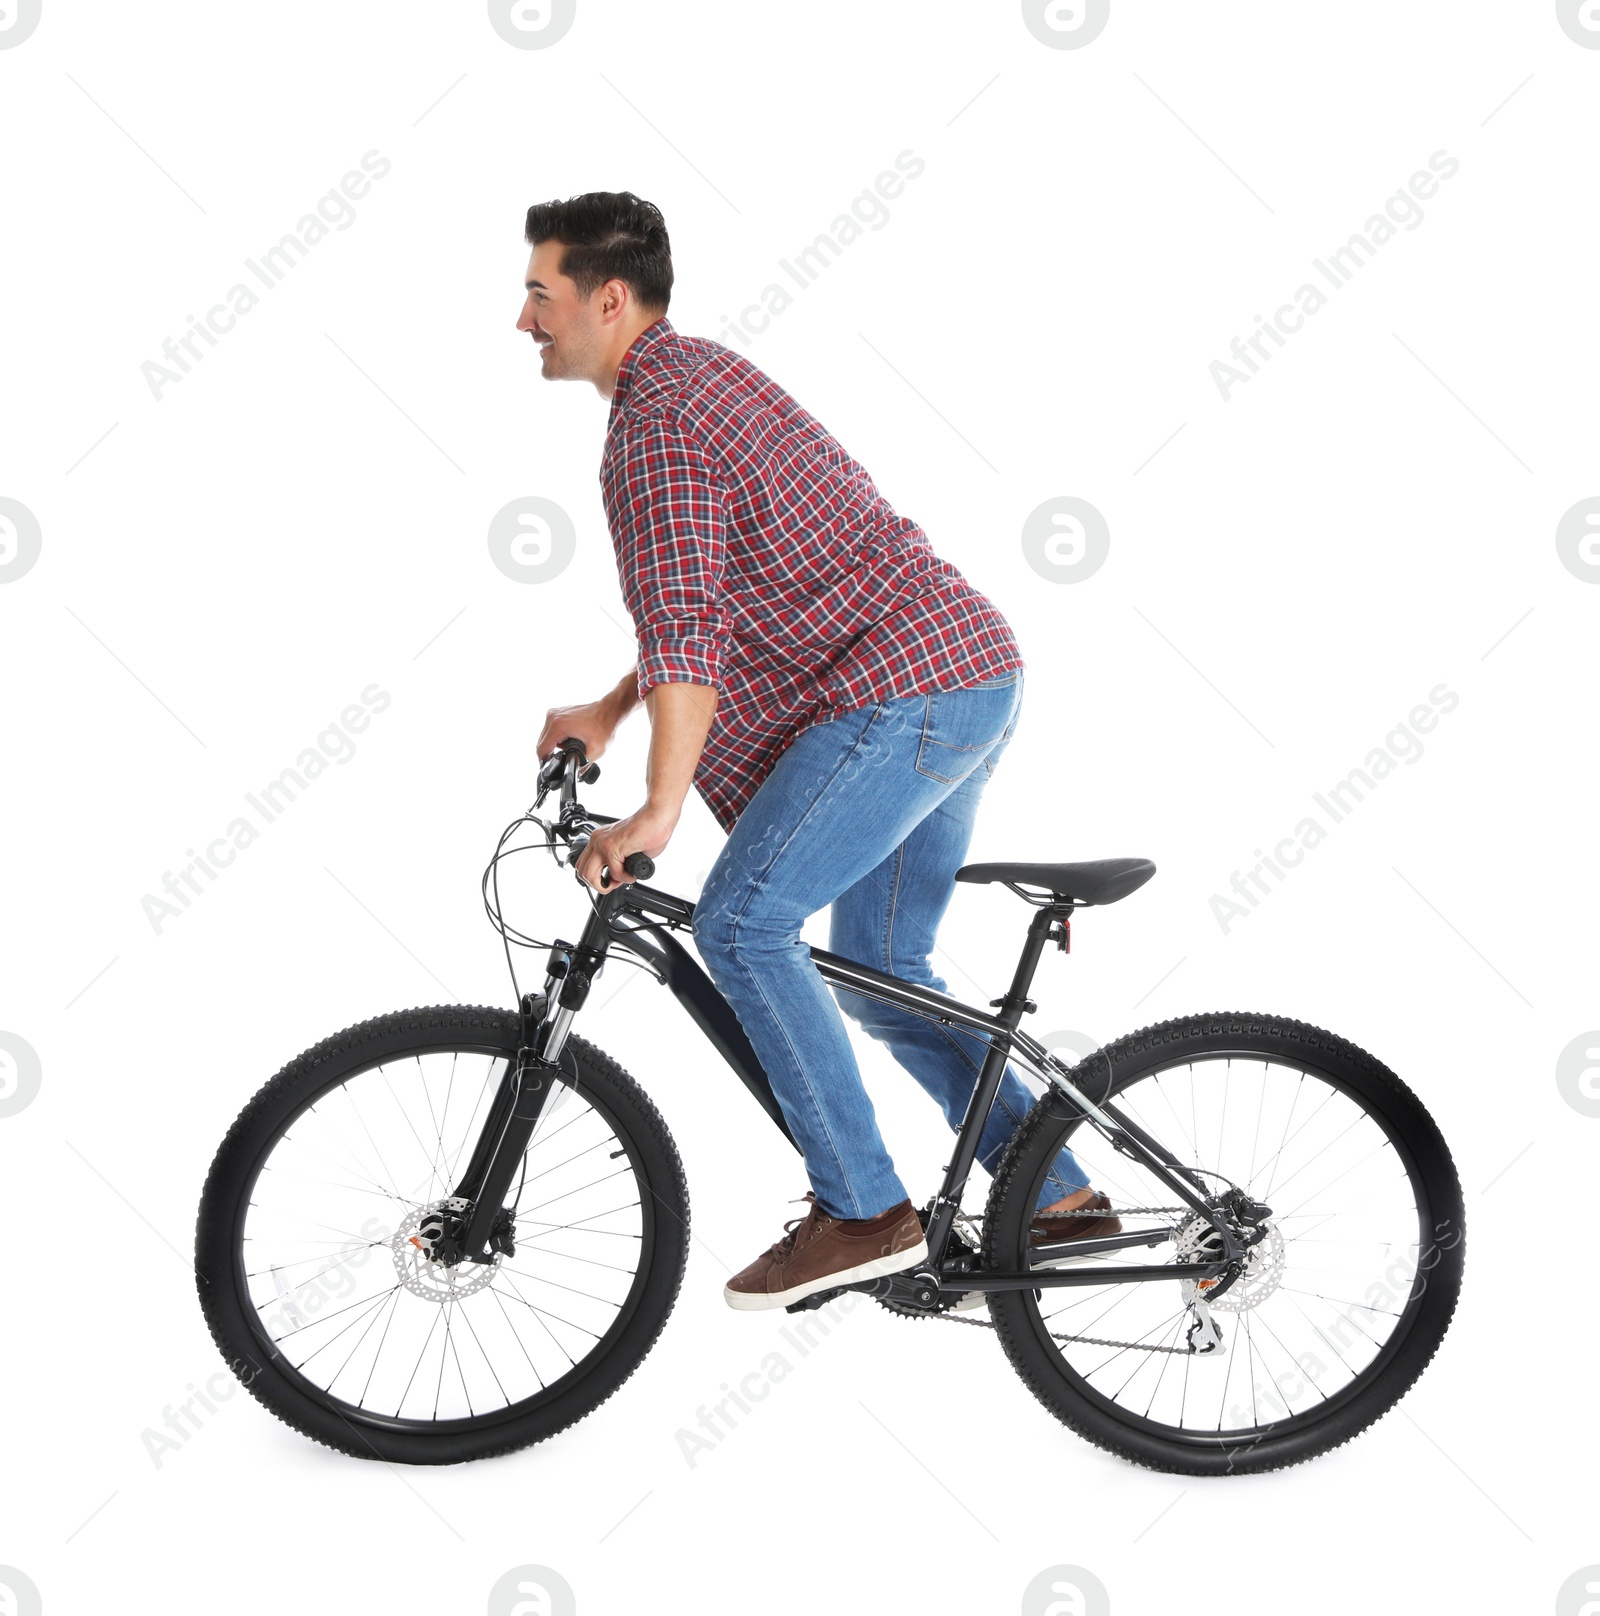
[914,672,1022,784]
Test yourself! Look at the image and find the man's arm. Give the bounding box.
[534,665,643,765]
[607,665,642,723]
[608,420,732,697]
[574,422,731,891]
[572,679,716,892]
[642,680,718,819]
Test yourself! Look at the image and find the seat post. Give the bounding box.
[924,902,1068,1262]
[996,900,1064,1014]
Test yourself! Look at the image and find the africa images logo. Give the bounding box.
[486,1566,577,1616]
[1556,497,1600,583]
[0,0,43,48]
[488,0,576,49]
[1022,0,1110,49]
[1556,0,1600,47]
[1022,497,1110,584]
[0,1567,42,1616]
[488,497,576,584]
[0,1033,43,1119]
[0,497,42,583]
[1021,1565,1111,1616]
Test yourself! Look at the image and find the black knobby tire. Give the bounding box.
[982,1012,1464,1476]
[195,1005,689,1465]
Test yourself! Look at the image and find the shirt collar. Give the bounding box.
[608,315,675,425]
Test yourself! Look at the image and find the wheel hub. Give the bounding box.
[391,1197,503,1302]
[1174,1211,1285,1313]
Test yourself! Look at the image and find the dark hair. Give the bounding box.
[524,191,673,313]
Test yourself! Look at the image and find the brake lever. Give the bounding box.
[534,746,575,809]
[565,828,655,886]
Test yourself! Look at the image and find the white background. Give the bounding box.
[2,2,1596,1613]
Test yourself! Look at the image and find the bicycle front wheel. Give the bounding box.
[983,1013,1464,1475]
[195,1005,688,1464]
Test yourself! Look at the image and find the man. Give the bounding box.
[523,191,1116,1311]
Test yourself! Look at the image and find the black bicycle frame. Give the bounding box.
[452,874,1244,1293]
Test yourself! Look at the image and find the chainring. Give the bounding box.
[874,1206,978,1319]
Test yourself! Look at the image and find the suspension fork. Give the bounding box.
[448,896,620,1263]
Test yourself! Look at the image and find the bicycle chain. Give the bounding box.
[918,1204,1218,1355]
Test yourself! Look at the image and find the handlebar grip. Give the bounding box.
[550,737,600,786]
[623,851,654,880]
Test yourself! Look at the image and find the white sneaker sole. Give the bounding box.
[723,1238,931,1312]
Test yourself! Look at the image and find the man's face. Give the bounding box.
[517,240,600,383]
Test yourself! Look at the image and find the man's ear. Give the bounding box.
[599,278,632,323]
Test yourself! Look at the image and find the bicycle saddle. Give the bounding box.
[954,857,1156,906]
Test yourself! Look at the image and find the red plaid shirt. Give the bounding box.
[600,317,1024,832]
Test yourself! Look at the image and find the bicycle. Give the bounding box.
[195,739,1465,1474]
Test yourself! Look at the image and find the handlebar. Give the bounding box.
[537,738,655,885]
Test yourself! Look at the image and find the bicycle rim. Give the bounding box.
[1010,1045,1449,1447]
[229,1038,658,1436]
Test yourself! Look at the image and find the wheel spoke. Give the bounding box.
[296,1284,404,1370]
[234,1041,653,1430]
[1016,1044,1434,1446]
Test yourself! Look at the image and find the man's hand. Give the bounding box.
[536,693,624,765]
[574,802,678,892]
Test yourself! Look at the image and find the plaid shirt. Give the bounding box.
[600,317,1024,832]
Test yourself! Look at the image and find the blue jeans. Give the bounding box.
[692,669,1090,1220]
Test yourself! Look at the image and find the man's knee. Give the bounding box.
[831,981,878,1028]
[882,954,943,1001]
[693,886,802,969]
[832,944,943,1020]
[831,979,920,1040]
[691,890,736,968]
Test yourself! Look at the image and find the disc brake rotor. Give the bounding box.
[1174,1211,1285,1313]
[391,1196,502,1302]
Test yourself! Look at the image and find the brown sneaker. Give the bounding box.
[724,1193,930,1312]
[1030,1190,1123,1247]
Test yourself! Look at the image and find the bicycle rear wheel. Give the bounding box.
[983,1013,1464,1475]
[195,1005,688,1464]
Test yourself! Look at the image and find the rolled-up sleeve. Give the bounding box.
[605,419,732,699]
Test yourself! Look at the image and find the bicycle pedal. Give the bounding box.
[784,1284,852,1314]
